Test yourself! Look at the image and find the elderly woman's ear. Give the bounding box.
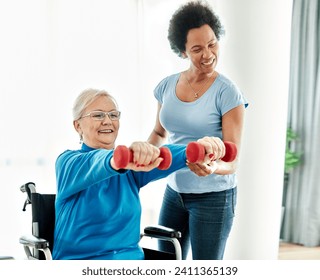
[73,120,83,141]
[73,120,80,133]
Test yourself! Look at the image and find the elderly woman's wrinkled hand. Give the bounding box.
[127,142,162,171]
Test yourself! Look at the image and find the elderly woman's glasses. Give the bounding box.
[79,110,121,121]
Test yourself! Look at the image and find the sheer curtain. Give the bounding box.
[283,0,320,246]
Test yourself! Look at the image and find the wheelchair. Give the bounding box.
[19,182,182,260]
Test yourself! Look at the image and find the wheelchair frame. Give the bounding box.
[19,182,182,260]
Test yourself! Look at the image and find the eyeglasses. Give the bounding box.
[79,110,121,121]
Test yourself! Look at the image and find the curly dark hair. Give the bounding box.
[168,0,224,57]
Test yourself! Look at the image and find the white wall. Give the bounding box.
[214,0,293,259]
[0,0,143,259]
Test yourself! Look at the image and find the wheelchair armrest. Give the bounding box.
[19,235,50,250]
[143,225,181,239]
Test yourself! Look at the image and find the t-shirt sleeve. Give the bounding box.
[219,83,248,116]
[154,76,171,104]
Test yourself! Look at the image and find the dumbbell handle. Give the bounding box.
[113,145,172,170]
[186,141,237,163]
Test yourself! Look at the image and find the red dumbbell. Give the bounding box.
[113,145,172,170]
[186,141,237,163]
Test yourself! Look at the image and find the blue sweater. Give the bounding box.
[52,143,186,260]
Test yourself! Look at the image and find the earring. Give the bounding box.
[79,134,83,144]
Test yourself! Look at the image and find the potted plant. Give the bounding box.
[284,127,301,180]
[280,127,302,238]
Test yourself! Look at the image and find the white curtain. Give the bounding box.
[283,0,320,246]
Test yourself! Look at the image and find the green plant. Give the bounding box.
[285,128,301,173]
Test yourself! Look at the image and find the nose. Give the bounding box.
[202,47,212,59]
[102,115,112,125]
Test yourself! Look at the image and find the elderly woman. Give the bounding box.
[52,88,218,260]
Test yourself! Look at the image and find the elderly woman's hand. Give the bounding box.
[129,141,162,171]
[111,142,163,171]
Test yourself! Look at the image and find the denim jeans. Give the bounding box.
[158,185,237,260]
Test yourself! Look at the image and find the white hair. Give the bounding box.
[72,88,118,120]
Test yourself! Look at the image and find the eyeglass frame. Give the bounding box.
[78,110,121,121]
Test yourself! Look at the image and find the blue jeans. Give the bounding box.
[158,186,237,260]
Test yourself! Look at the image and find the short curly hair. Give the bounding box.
[168,0,224,57]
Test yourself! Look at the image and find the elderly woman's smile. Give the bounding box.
[74,95,120,150]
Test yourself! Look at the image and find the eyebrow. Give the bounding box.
[91,108,118,112]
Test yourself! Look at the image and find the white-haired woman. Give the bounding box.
[53,88,216,260]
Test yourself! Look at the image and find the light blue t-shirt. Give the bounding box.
[154,72,248,193]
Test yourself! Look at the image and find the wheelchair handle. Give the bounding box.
[20,182,36,194]
[20,182,36,211]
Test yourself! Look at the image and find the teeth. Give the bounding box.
[203,60,214,65]
[99,129,112,133]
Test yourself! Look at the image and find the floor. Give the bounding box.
[278,242,320,260]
